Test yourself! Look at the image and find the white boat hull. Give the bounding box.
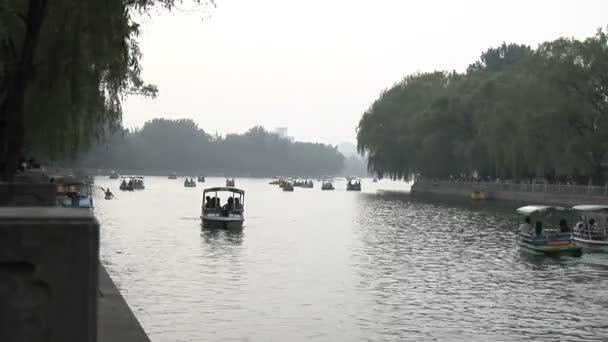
[574,237,608,252]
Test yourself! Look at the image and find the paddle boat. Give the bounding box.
[372,177,378,183]
[168,173,177,179]
[282,181,294,191]
[572,205,608,252]
[226,178,235,187]
[109,171,120,179]
[321,180,335,190]
[184,178,197,187]
[119,176,144,190]
[515,205,582,257]
[132,176,145,190]
[55,177,94,209]
[471,190,488,200]
[346,179,362,191]
[201,187,245,229]
[198,175,206,183]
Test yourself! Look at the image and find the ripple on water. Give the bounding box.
[94,177,608,341]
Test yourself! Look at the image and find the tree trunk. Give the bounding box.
[0,0,48,181]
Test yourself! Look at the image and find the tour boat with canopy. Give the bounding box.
[198,175,206,183]
[54,176,94,209]
[346,179,361,191]
[226,178,236,187]
[321,180,335,190]
[168,173,177,179]
[572,205,608,252]
[516,205,582,257]
[184,178,197,187]
[282,181,294,191]
[201,187,245,229]
[109,171,119,179]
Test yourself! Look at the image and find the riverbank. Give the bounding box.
[98,264,150,342]
[411,180,608,206]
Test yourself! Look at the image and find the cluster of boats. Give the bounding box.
[271,178,362,192]
[516,205,608,256]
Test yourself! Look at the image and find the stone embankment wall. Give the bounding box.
[411,180,608,206]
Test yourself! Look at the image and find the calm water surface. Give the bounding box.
[94,177,608,342]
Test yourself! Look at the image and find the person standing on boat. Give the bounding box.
[519,217,532,235]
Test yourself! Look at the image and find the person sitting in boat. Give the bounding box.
[588,218,601,240]
[121,179,127,187]
[105,188,113,198]
[559,218,570,233]
[205,196,212,208]
[224,197,234,211]
[519,217,532,235]
[234,198,242,210]
[534,221,543,237]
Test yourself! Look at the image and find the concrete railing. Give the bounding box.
[416,180,608,197]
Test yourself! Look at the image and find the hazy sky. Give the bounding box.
[123,0,608,145]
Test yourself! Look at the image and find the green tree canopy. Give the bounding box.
[357,29,608,184]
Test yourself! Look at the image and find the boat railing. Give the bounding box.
[574,227,607,241]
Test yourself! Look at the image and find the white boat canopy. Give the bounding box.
[516,205,569,215]
[203,187,245,195]
[572,205,608,212]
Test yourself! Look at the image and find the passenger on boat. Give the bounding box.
[205,196,211,208]
[534,221,543,237]
[519,217,532,235]
[235,198,242,210]
[224,197,234,211]
[121,179,127,187]
[559,218,570,233]
[105,189,113,197]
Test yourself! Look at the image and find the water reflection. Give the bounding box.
[200,225,244,245]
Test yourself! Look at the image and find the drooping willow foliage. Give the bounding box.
[0,0,213,178]
[357,30,608,184]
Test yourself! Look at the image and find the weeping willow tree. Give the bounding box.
[0,0,214,180]
[357,31,608,184]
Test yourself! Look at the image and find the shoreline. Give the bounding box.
[411,180,608,206]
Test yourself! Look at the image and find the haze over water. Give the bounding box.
[95,177,608,341]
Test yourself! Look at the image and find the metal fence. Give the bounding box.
[417,180,608,197]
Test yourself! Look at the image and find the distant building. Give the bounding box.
[274,127,288,138]
[273,127,293,141]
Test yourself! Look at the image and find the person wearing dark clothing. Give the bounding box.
[535,221,543,236]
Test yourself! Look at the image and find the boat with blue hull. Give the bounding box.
[516,205,582,257]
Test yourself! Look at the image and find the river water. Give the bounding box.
[94,177,608,342]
